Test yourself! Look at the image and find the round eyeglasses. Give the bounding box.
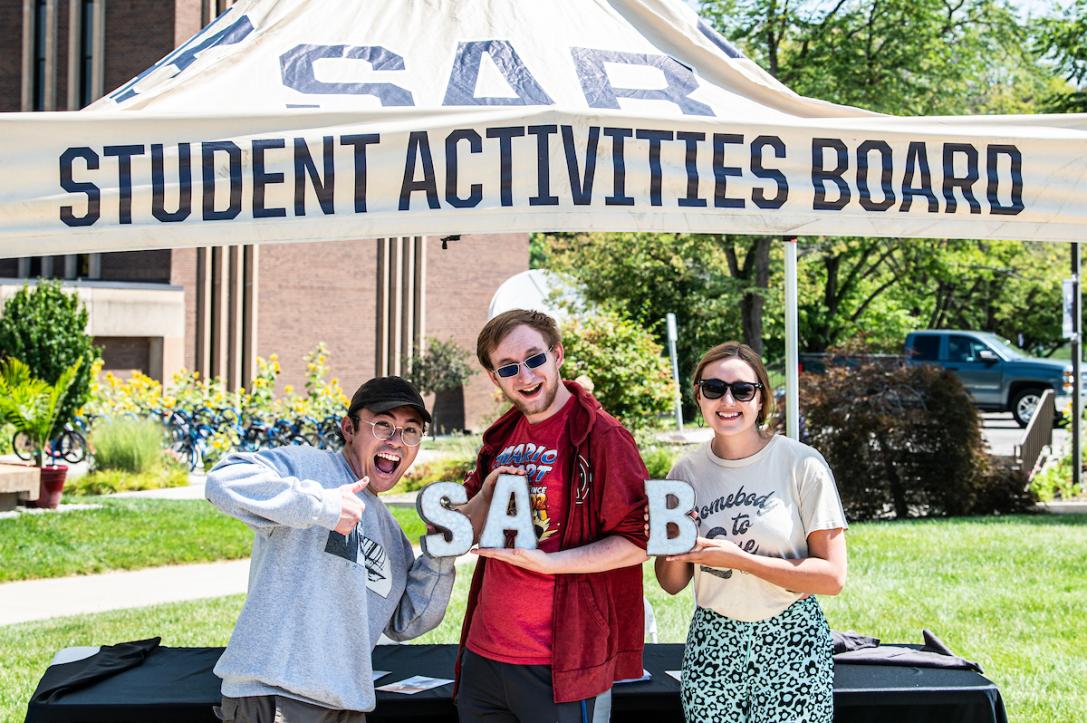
[355,417,424,447]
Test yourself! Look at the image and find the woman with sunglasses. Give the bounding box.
[655,341,847,723]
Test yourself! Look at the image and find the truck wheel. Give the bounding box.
[1011,387,1045,428]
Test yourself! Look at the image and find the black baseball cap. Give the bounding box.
[346,376,432,425]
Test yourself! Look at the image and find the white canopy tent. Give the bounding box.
[2,0,1086,437]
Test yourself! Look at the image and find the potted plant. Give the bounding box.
[0,357,82,508]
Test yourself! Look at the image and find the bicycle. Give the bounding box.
[163,408,215,471]
[12,420,88,464]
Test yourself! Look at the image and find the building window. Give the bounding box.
[32,0,48,111]
[68,0,103,109]
[202,0,236,26]
[23,0,56,111]
[79,0,94,107]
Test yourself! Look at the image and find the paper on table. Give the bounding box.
[376,675,454,695]
[666,670,682,682]
[614,669,651,684]
[372,670,389,682]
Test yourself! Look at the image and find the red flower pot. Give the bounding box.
[28,465,68,509]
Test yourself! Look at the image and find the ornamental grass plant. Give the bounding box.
[90,417,164,474]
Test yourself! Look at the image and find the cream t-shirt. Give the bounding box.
[668,434,847,622]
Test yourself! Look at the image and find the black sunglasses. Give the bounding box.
[697,378,763,402]
[494,349,550,379]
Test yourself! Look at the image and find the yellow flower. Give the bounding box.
[284,385,295,395]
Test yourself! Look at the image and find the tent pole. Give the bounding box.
[784,236,799,441]
[1073,242,1082,493]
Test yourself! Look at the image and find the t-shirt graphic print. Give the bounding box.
[669,435,847,622]
[324,526,392,598]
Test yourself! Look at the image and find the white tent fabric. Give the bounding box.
[1,0,1086,257]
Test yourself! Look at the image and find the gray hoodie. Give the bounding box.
[205,445,455,712]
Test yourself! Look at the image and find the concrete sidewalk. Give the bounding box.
[0,548,474,626]
[0,559,252,626]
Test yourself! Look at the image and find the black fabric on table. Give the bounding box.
[29,637,161,704]
[25,646,222,723]
[832,630,880,653]
[24,644,1008,723]
[833,631,983,673]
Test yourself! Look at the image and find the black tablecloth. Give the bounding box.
[25,644,1007,723]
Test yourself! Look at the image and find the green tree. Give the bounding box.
[560,310,677,430]
[403,337,476,434]
[890,240,1066,355]
[1035,0,1087,112]
[0,281,100,439]
[796,237,910,352]
[699,0,1037,116]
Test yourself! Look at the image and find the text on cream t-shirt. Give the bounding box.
[668,434,847,622]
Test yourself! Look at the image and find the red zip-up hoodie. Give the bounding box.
[454,381,649,703]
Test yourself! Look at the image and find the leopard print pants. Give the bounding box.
[680,596,834,723]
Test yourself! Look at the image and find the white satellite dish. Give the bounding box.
[488,269,581,320]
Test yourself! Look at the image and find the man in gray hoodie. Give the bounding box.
[206,376,456,722]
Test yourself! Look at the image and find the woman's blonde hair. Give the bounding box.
[691,341,774,427]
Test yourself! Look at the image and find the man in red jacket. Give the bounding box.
[454,309,649,723]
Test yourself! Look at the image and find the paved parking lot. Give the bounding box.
[980,412,1068,459]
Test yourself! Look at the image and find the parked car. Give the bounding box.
[799,330,1082,428]
[903,330,1078,427]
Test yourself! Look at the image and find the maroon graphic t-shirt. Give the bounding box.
[466,397,572,664]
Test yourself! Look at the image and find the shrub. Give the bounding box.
[0,423,12,455]
[403,338,475,397]
[561,310,676,431]
[799,357,1035,519]
[1031,453,1083,501]
[0,280,100,439]
[641,445,680,479]
[0,356,82,466]
[91,417,165,474]
[401,456,477,492]
[70,464,190,496]
[403,338,476,434]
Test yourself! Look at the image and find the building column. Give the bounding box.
[375,237,427,378]
[195,244,256,391]
[241,244,258,388]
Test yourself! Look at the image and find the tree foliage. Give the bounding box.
[699,0,1037,115]
[403,337,476,397]
[0,281,99,439]
[1035,0,1087,112]
[891,240,1066,356]
[560,310,677,430]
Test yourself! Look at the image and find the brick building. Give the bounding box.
[0,0,528,431]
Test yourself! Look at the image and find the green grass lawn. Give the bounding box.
[0,498,425,582]
[1,514,1083,722]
